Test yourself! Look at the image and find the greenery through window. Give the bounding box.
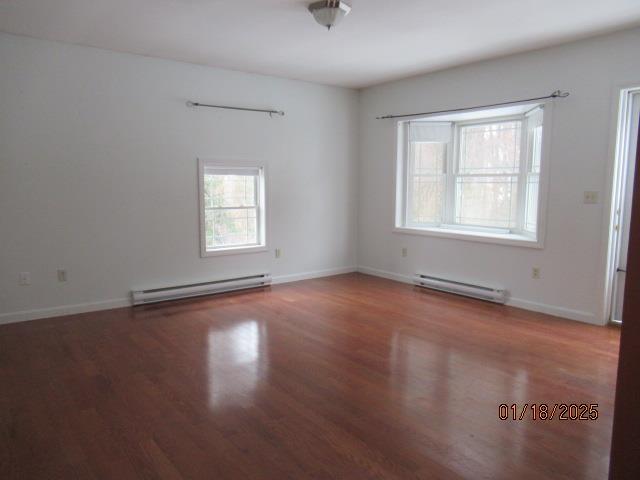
[200,164,265,253]
[399,106,545,242]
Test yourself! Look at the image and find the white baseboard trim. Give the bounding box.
[0,266,358,326]
[505,298,599,325]
[272,266,357,285]
[357,266,601,325]
[357,266,414,285]
[0,298,131,326]
[2,266,600,326]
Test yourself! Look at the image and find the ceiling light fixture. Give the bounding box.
[308,1,351,30]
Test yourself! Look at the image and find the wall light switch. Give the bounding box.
[401,247,408,257]
[583,191,599,204]
[275,248,282,259]
[532,267,541,280]
[19,272,31,286]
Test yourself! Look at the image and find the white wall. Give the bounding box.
[0,33,359,322]
[357,27,640,325]
[4,28,640,326]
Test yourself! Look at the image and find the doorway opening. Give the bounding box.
[607,87,640,324]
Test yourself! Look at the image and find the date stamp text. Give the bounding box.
[498,403,599,421]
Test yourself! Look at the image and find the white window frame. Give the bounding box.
[394,104,552,249]
[198,158,268,257]
[450,115,525,232]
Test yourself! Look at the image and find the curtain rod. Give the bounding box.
[375,90,569,120]
[186,101,285,117]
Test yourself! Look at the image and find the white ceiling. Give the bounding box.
[1,0,640,88]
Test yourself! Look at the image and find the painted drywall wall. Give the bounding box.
[0,33,359,322]
[357,27,640,325]
[4,28,640,326]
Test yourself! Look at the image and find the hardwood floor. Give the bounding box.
[0,273,620,479]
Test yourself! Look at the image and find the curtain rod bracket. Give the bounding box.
[376,90,570,120]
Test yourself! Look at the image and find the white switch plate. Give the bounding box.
[19,272,31,286]
[583,191,599,204]
[401,247,408,257]
[532,267,541,280]
[57,269,67,282]
[275,248,281,259]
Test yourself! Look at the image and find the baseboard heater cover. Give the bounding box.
[413,274,506,304]
[132,273,271,305]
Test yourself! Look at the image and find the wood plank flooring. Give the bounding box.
[0,273,620,479]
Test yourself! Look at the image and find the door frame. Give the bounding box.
[609,89,640,479]
[605,86,640,324]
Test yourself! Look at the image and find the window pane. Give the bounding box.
[407,141,446,224]
[409,175,445,224]
[524,173,539,233]
[459,121,522,174]
[455,176,519,229]
[204,174,256,208]
[531,125,542,174]
[206,208,257,249]
[409,142,446,175]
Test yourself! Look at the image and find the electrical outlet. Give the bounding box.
[57,269,67,282]
[583,191,599,204]
[275,248,281,259]
[401,247,408,258]
[19,272,31,286]
[532,267,541,280]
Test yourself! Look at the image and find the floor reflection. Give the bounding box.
[389,331,539,478]
[207,320,266,408]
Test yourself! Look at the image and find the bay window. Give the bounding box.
[396,105,548,246]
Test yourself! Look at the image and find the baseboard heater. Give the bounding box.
[413,273,506,304]
[132,273,271,306]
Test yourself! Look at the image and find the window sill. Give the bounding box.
[201,245,268,258]
[393,226,543,249]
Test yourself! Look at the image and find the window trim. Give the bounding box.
[394,103,553,249]
[198,158,268,257]
[392,225,541,248]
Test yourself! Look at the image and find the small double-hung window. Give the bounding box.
[199,160,267,256]
[396,104,547,247]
